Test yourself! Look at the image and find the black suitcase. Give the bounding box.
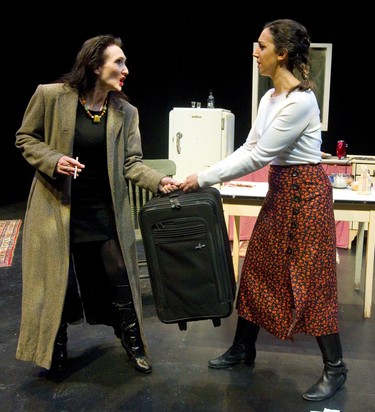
[138,187,236,330]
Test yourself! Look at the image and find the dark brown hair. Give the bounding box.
[56,34,128,100]
[264,19,314,93]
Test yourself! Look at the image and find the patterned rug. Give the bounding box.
[0,220,22,267]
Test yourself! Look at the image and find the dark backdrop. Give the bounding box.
[3,4,370,206]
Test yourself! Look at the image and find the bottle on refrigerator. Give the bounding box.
[207,90,215,108]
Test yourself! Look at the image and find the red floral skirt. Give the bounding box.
[237,164,339,340]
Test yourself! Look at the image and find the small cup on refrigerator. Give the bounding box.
[196,102,201,108]
[191,101,196,108]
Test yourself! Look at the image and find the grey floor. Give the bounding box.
[1,201,374,412]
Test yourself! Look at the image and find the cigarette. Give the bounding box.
[74,157,79,179]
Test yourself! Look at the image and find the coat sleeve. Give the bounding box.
[123,106,165,193]
[15,84,66,178]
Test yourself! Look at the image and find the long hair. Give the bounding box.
[56,34,128,101]
[264,19,314,93]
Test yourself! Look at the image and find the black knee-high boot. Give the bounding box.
[302,333,348,401]
[50,322,68,372]
[208,316,260,369]
[112,302,152,374]
[111,285,152,374]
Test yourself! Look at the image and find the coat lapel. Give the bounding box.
[58,88,80,155]
[106,101,129,177]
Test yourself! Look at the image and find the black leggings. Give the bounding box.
[71,239,133,303]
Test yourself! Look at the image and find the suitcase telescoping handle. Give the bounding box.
[164,188,210,209]
[158,188,211,209]
[168,191,182,209]
[155,190,183,209]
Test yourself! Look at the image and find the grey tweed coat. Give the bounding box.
[15,83,164,369]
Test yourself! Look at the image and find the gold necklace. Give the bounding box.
[80,97,108,123]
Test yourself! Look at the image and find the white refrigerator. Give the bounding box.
[168,108,235,182]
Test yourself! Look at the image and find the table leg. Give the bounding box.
[354,222,364,290]
[222,205,239,281]
[363,211,375,318]
[232,216,241,282]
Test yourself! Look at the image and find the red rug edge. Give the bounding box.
[0,219,22,267]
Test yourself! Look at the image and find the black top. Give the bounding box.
[70,103,117,243]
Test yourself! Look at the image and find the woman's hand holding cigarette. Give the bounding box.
[55,155,85,178]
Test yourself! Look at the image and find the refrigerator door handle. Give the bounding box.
[176,132,183,154]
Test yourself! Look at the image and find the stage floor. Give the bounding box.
[0,201,374,412]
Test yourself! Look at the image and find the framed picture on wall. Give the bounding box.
[251,43,333,131]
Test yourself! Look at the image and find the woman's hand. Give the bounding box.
[158,177,180,194]
[55,156,85,178]
[179,173,200,192]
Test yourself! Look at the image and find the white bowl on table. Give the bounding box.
[329,173,354,189]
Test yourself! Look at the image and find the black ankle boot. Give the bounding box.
[302,333,348,401]
[208,342,255,369]
[208,316,259,369]
[50,322,68,372]
[113,302,152,374]
[302,358,348,401]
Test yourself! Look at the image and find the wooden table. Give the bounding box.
[220,182,375,318]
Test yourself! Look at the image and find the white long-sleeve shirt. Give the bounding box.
[198,88,322,188]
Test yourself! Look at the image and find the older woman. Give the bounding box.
[15,35,179,375]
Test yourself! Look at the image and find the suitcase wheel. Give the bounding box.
[178,321,187,331]
[212,318,221,327]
